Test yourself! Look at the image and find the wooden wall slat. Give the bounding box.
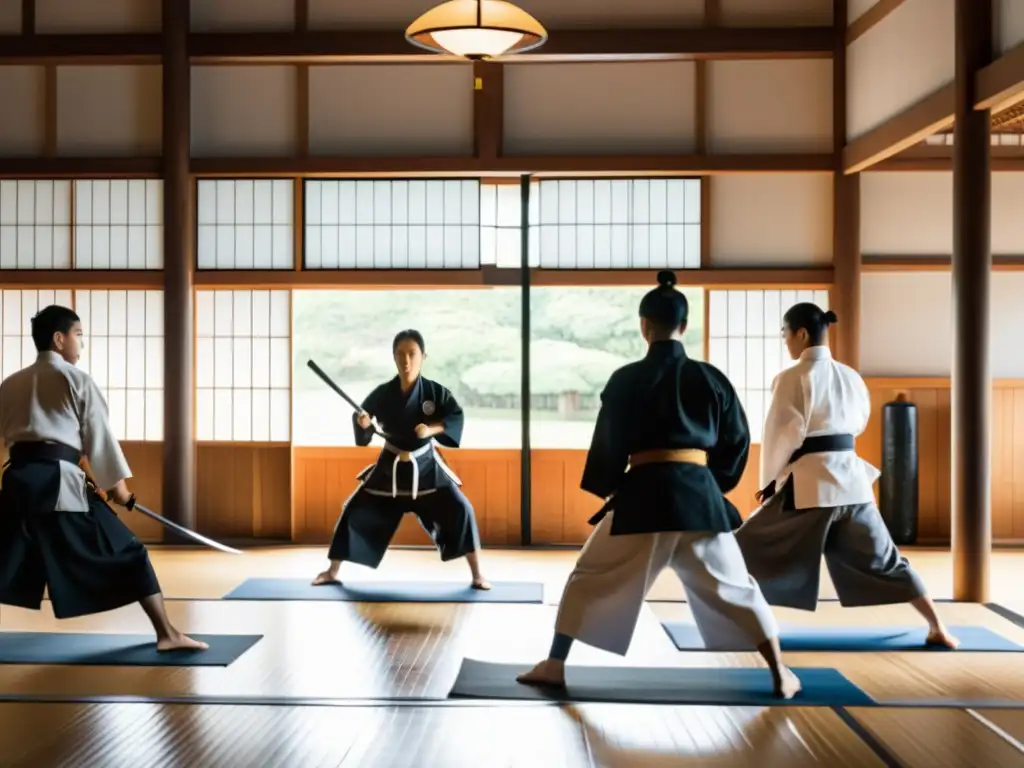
[115,379,1024,548]
[194,444,291,539]
[290,448,521,546]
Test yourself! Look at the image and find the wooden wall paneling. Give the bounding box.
[196,444,292,539]
[1013,387,1024,538]
[291,448,521,546]
[105,441,164,542]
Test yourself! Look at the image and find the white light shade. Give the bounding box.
[406,0,547,59]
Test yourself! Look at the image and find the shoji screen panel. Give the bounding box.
[304,179,480,269]
[75,290,164,441]
[0,180,72,269]
[196,290,291,441]
[0,290,74,379]
[74,180,163,269]
[530,178,702,269]
[196,179,293,269]
[707,289,830,442]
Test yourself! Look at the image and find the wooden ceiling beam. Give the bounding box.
[873,145,1024,171]
[0,33,162,64]
[842,42,1024,173]
[0,154,833,179]
[0,27,833,65]
[187,154,833,178]
[862,255,1024,271]
[0,157,162,178]
[975,41,1024,113]
[842,83,956,173]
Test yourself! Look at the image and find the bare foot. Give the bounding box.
[773,666,802,700]
[156,632,209,653]
[926,627,960,649]
[471,578,492,591]
[312,570,341,586]
[516,659,566,688]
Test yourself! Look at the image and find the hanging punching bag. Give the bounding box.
[879,393,918,545]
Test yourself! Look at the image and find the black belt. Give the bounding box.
[7,442,83,466]
[759,433,855,508]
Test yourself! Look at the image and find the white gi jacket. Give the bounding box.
[759,345,879,510]
[0,351,131,512]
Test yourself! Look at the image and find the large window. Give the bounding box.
[196,180,294,269]
[0,180,72,269]
[708,289,829,442]
[304,180,481,269]
[196,290,291,441]
[530,179,701,269]
[76,290,164,441]
[292,288,521,448]
[0,289,73,379]
[529,286,705,449]
[75,180,163,269]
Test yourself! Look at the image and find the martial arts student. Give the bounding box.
[517,271,800,699]
[313,329,490,589]
[735,302,958,649]
[0,305,207,652]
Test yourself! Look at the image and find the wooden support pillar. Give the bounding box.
[952,0,992,602]
[161,0,196,533]
[473,61,503,162]
[831,0,861,367]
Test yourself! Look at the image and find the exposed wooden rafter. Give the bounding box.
[846,0,908,45]
[0,154,834,179]
[0,27,834,66]
[842,84,956,173]
[862,255,1024,271]
[0,267,833,290]
[975,41,1024,113]
[843,40,1024,173]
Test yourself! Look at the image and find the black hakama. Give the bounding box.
[325,376,482,568]
[0,444,161,619]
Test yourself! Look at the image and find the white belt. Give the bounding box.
[383,442,433,500]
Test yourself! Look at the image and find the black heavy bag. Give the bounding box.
[879,394,918,545]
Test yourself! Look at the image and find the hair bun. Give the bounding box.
[656,270,677,289]
[823,310,838,324]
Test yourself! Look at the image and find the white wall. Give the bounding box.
[504,62,696,155]
[310,66,473,157]
[191,67,297,157]
[57,66,162,156]
[861,272,1024,378]
[711,174,833,266]
[847,0,954,139]
[862,172,1024,256]
[997,0,1024,54]
[0,67,44,156]
[707,60,832,153]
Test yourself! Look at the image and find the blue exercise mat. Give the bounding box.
[223,578,544,603]
[0,632,262,666]
[661,623,1023,652]
[448,658,874,706]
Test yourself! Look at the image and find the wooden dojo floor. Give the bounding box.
[2,547,1024,766]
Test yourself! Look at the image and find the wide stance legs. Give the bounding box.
[515,513,801,699]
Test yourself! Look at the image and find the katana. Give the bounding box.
[306,359,391,439]
[126,496,244,555]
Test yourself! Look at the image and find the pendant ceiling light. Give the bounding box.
[406,0,548,60]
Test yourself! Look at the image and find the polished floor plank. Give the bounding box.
[968,709,1024,752]
[848,708,1024,768]
[0,702,887,768]
[139,546,1024,604]
[3,599,1024,705]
